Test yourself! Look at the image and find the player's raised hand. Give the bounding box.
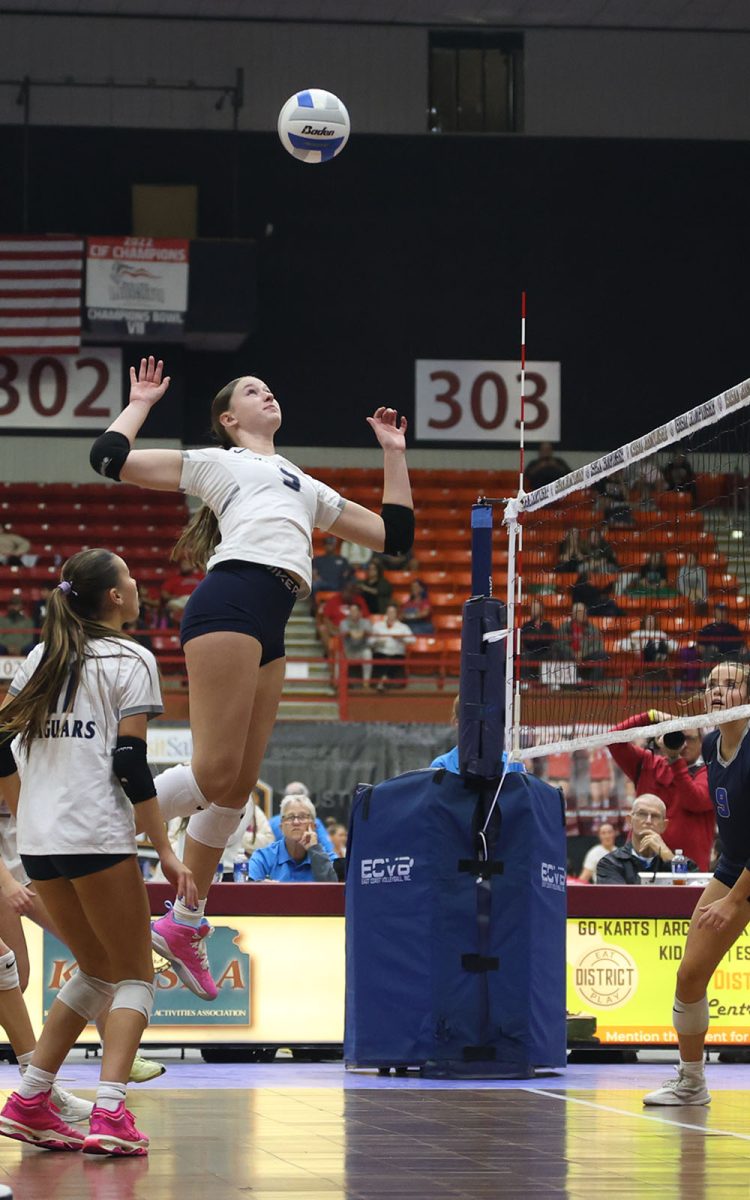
[129,355,171,409]
[367,407,407,453]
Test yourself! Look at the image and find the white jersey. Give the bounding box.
[8,638,163,856]
[180,447,345,597]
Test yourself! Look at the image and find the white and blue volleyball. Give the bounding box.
[277,89,350,163]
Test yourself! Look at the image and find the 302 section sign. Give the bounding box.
[0,348,122,431]
[415,359,560,443]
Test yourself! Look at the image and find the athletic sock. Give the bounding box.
[18,1064,56,1100]
[679,1057,705,1078]
[96,1081,127,1113]
[172,897,207,928]
[16,1050,33,1081]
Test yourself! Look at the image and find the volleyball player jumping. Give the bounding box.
[90,358,414,1000]
[0,549,196,1154]
[644,659,750,1106]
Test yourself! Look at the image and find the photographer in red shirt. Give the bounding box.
[606,710,714,870]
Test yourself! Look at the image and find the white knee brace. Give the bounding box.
[187,803,247,850]
[57,970,116,1021]
[0,949,19,991]
[155,763,208,821]
[673,994,709,1035]
[110,979,155,1023]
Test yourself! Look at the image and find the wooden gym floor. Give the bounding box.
[0,1056,748,1198]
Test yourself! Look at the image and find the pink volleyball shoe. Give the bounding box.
[151,903,218,1001]
[83,1103,149,1157]
[0,1090,85,1151]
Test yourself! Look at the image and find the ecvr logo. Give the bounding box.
[541,862,566,892]
[360,856,414,885]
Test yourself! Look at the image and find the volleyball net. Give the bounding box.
[502,376,750,760]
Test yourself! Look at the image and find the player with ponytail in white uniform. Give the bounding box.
[0,548,196,1155]
[90,357,414,1000]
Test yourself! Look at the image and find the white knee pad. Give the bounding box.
[57,970,116,1021]
[187,802,247,850]
[673,994,709,1035]
[155,763,208,821]
[110,978,155,1023]
[0,949,19,991]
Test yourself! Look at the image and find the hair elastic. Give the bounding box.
[58,581,73,595]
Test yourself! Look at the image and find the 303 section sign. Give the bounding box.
[415,359,560,443]
[0,348,122,430]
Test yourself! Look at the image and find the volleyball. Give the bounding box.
[277,89,350,163]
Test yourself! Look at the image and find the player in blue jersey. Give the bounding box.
[644,659,750,1107]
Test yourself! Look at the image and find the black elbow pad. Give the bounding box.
[381,504,415,556]
[90,431,131,481]
[112,736,155,804]
[0,735,17,779]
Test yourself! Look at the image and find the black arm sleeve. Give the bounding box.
[381,504,415,557]
[112,736,156,804]
[90,431,131,482]
[0,735,17,779]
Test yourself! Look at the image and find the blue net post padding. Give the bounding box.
[344,768,567,1078]
[460,501,506,779]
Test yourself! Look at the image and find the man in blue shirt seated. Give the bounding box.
[268,781,336,855]
[249,795,338,882]
[597,794,697,884]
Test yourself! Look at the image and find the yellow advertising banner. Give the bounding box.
[567,918,750,1046]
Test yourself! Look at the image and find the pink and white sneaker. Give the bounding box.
[83,1103,149,1156]
[151,903,218,1001]
[0,1090,85,1151]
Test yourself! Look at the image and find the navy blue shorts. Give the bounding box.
[713,853,750,897]
[180,560,299,665]
[21,853,133,881]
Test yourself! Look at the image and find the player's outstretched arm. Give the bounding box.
[330,406,414,553]
[90,355,182,491]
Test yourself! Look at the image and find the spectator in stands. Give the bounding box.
[596,473,634,527]
[329,824,347,858]
[0,531,31,567]
[677,551,708,604]
[0,592,32,656]
[578,822,618,883]
[524,441,571,491]
[556,602,608,681]
[571,570,620,616]
[605,712,714,869]
[697,602,744,661]
[241,798,275,857]
[248,794,337,882]
[358,558,392,615]
[400,579,434,634]
[161,556,204,619]
[663,450,697,507]
[30,585,52,634]
[318,580,370,653]
[311,535,352,605]
[556,528,586,573]
[597,794,697,883]
[633,551,670,594]
[339,606,373,687]
[583,528,618,571]
[370,602,415,690]
[339,538,372,569]
[618,616,677,679]
[268,782,336,855]
[520,599,556,679]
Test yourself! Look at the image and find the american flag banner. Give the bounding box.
[0,236,84,355]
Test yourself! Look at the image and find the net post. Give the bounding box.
[504,501,520,761]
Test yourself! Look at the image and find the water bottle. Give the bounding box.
[213,861,225,883]
[233,855,249,883]
[671,848,688,884]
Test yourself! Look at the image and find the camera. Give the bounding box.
[662,730,686,751]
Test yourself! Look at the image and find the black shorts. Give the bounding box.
[180,561,299,665]
[21,853,133,881]
[713,853,750,897]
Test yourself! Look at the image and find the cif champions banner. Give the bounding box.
[568,918,750,1046]
[86,237,189,341]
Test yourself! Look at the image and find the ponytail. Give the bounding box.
[170,375,241,571]
[0,549,129,752]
